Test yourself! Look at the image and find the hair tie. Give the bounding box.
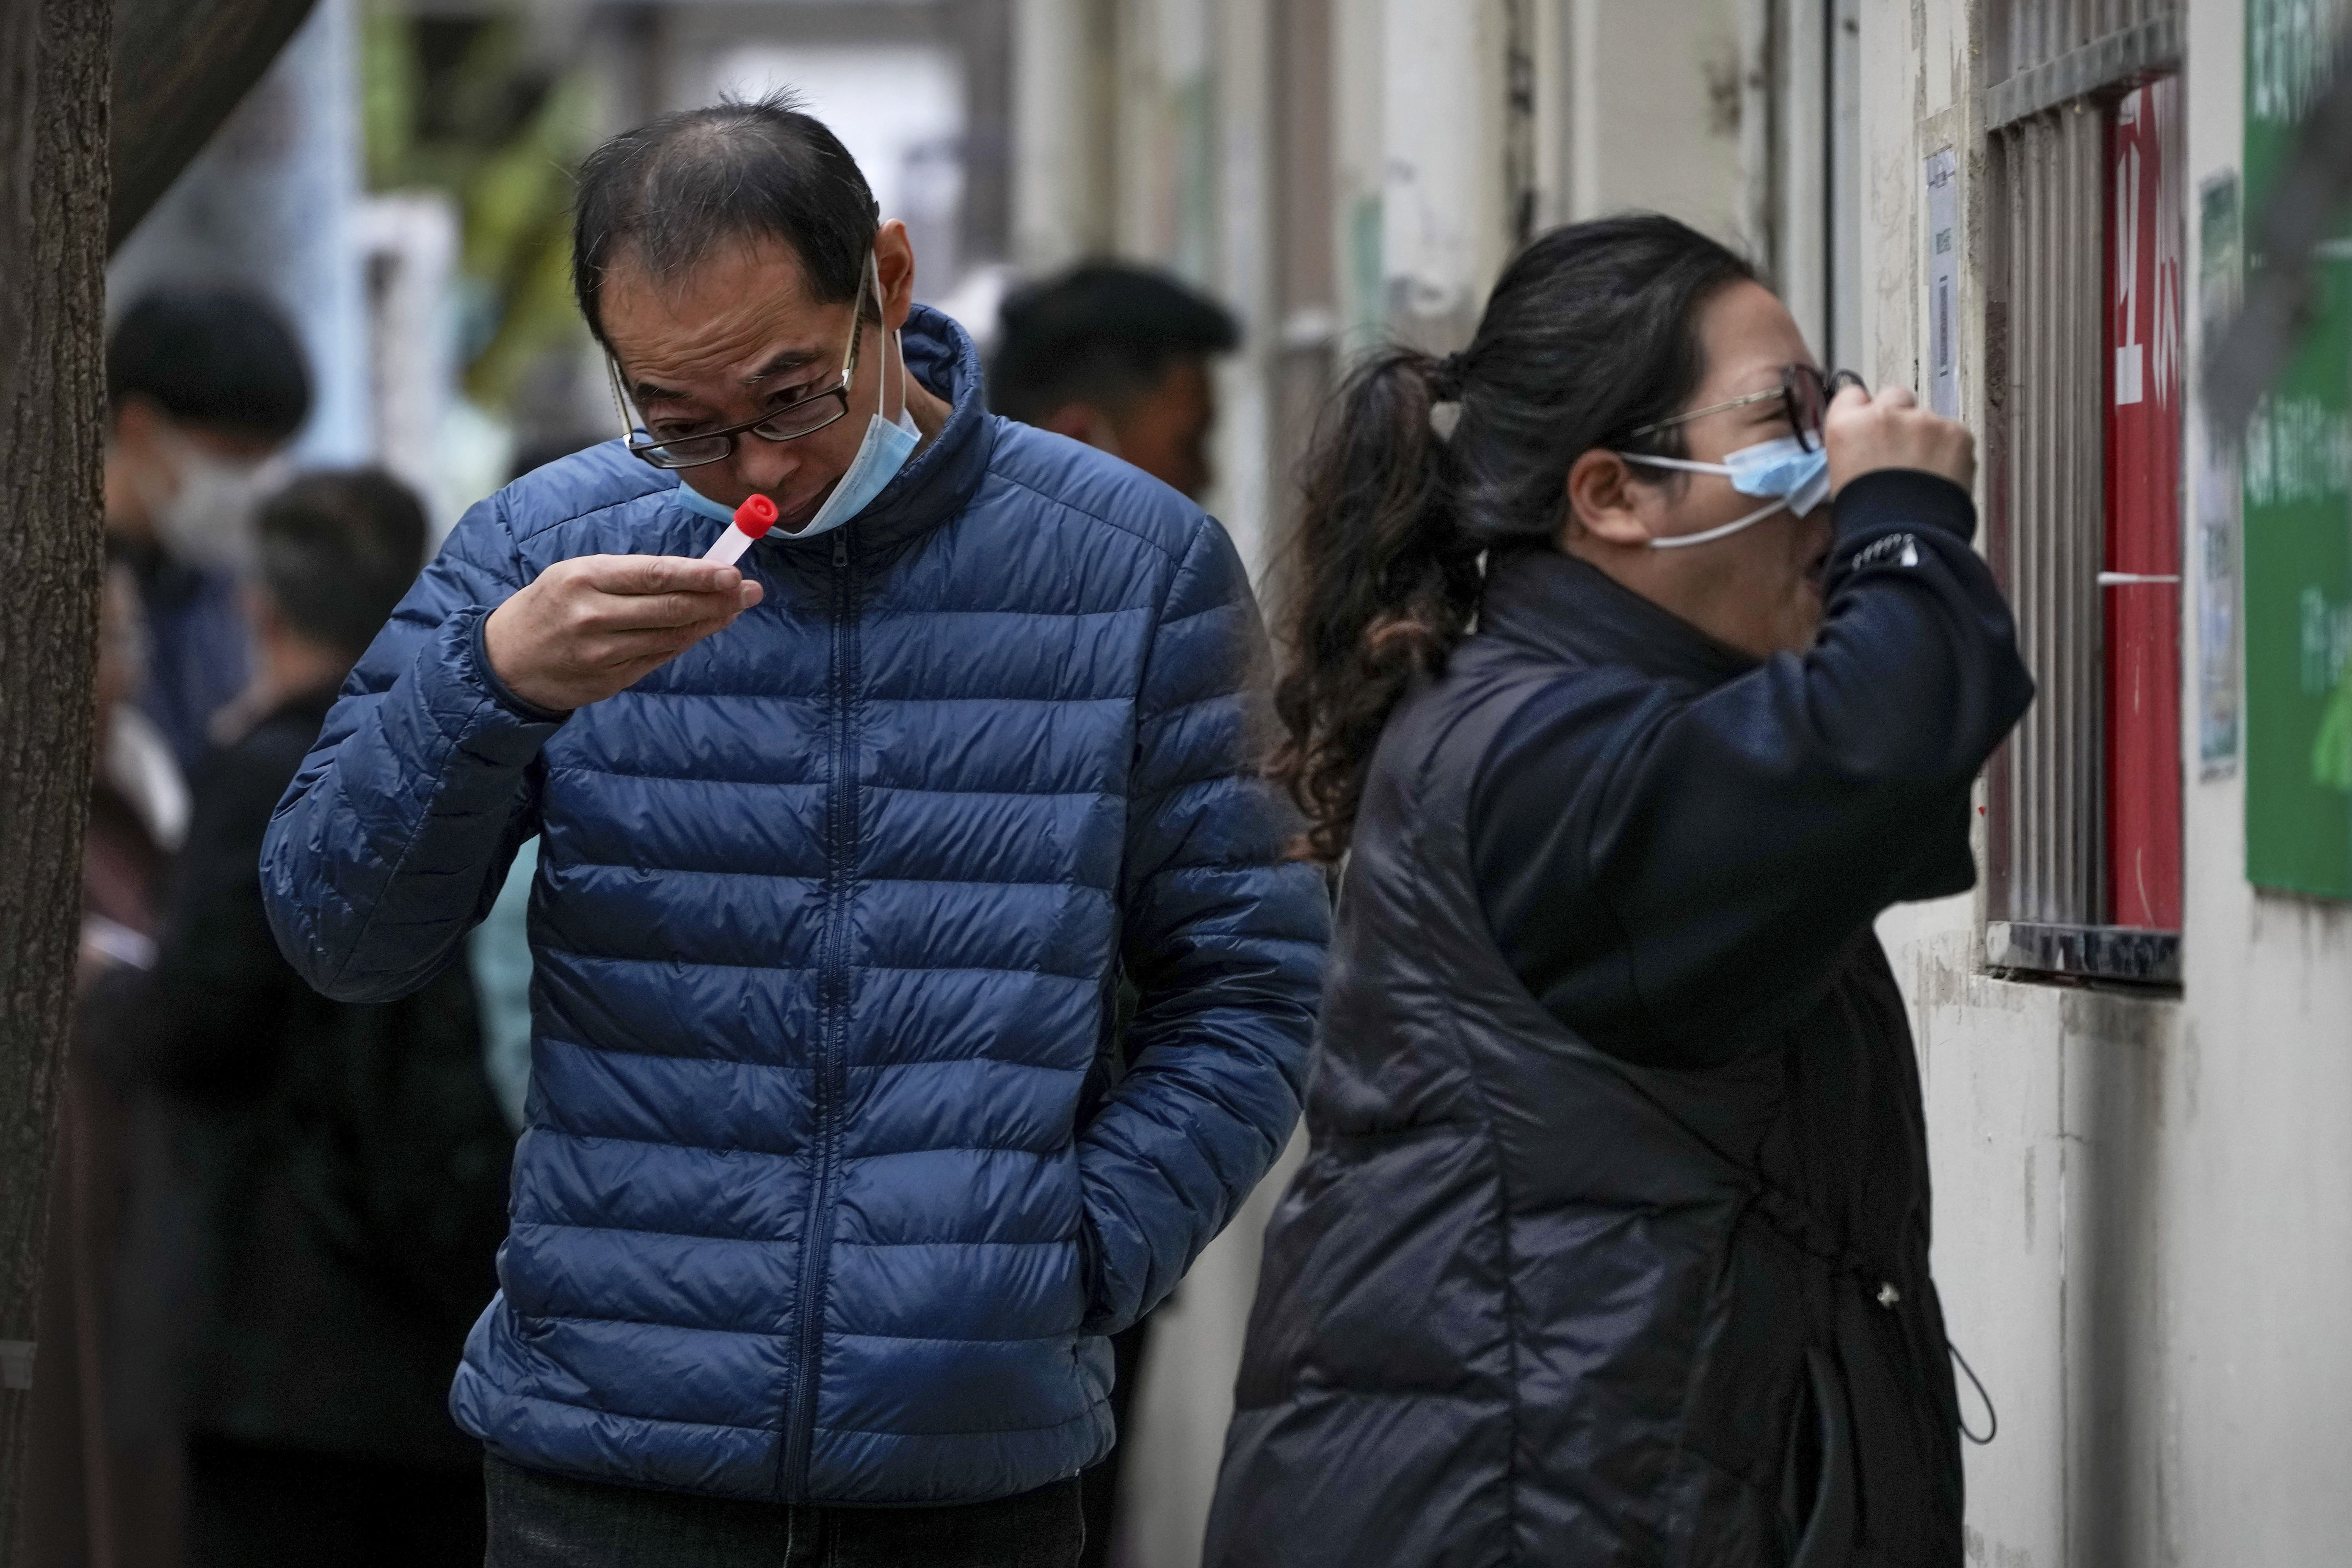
[1428,352,1467,402]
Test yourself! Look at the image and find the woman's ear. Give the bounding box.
[1562,448,1657,549]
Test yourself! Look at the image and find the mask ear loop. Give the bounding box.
[1622,452,1734,478]
[868,249,908,427]
[1644,496,1788,549]
[894,316,908,425]
[1618,450,1787,550]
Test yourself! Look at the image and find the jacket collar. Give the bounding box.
[1478,543,1757,689]
[678,303,998,560]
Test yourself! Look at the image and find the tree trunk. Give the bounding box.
[110,0,317,249]
[0,0,113,1557]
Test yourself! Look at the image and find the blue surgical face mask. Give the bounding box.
[1621,433,1832,549]
[675,255,920,541]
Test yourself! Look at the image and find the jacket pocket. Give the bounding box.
[1781,1346,1858,1568]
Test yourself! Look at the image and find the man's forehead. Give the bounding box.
[602,236,842,390]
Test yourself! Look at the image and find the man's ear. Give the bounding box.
[111,393,164,454]
[1039,402,1123,456]
[874,219,917,330]
[1563,447,1657,548]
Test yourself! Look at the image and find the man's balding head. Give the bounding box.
[572,91,881,346]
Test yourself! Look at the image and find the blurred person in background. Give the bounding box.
[989,261,1238,502]
[104,287,313,774]
[262,94,1324,1568]
[990,260,1242,1566]
[20,568,189,1568]
[125,471,513,1568]
[1206,215,2032,1567]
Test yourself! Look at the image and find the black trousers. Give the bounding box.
[484,1453,1086,1568]
[1077,1314,1152,1567]
[185,1433,486,1568]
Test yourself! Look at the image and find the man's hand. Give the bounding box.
[1825,383,1976,495]
[484,555,764,714]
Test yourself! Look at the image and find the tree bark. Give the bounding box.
[0,0,113,1558]
[110,0,317,249]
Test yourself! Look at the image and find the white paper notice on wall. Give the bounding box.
[1926,148,1960,417]
[2116,344,2146,405]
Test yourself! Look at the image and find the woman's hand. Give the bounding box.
[1824,383,1975,495]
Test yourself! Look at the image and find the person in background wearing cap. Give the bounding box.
[989,260,1242,1564]
[989,262,1240,504]
[103,287,314,773]
[261,94,1325,1567]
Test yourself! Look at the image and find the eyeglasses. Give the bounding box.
[1625,364,1866,454]
[608,260,871,471]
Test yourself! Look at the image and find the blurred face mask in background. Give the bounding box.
[148,427,289,572]
[1621,434,1832,550]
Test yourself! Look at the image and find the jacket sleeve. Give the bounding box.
[132,725,312,1094]
[1081,515,1330,1334]
[1574,470,2031,1056]
[261,492,562,1005]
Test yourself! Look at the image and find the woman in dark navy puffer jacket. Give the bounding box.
[1207,216,2032,1567]
[261,99,1326,1557]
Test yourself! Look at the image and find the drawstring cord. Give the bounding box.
[1949,1341,1998,1445]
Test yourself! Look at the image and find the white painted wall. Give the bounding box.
[1378,0,1507,351]
[1564,0,1746,244]
[1013,0,1116,270]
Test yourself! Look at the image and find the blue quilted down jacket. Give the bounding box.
[260,307,1329,1506]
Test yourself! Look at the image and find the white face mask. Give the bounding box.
[1622,433,1832,550]
[147,427,289,572]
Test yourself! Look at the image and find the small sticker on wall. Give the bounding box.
[1926,148,1960,417]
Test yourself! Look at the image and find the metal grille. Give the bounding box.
[1987,102,2108,925]
[1987,1,2182,130]
[1994,0,2173,79]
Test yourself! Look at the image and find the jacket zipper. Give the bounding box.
[782,530,858,1499]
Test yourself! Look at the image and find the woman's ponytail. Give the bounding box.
[1269,349,1481,862]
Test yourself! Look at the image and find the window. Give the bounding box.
[1982,1,2184,985]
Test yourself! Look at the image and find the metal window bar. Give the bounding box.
[1987,15,2181,131]
[1993,0,2175,83]
[1987,102,2109,928]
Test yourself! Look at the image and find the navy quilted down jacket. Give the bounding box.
[260,307,1328,1505]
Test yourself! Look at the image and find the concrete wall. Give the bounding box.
[1563,0,1749,242]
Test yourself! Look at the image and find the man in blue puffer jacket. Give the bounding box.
[260,94,1328,1567]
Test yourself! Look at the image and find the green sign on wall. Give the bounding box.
[2244,0,2352,897]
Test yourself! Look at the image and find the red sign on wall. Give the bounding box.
[2105,76,2185,930]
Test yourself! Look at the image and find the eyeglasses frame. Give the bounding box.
[1624,364,1866,455]
[606,258,873,471]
